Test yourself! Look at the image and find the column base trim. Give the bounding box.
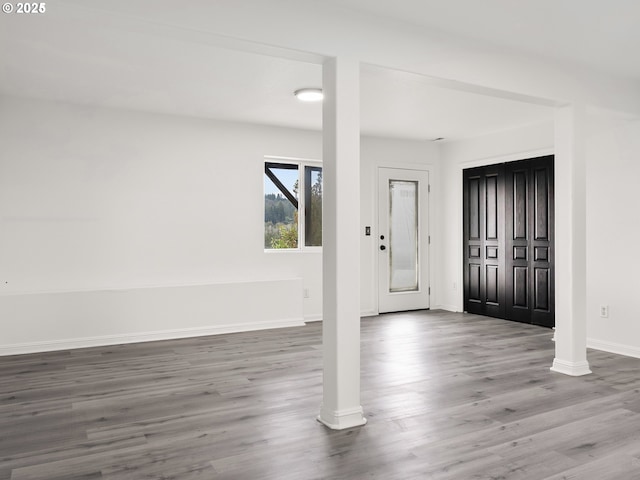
[317,405,367,430]
[550,358,592,376]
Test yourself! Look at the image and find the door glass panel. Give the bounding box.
[389,180,419,292]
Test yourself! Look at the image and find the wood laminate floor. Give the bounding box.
[2,310,640,479]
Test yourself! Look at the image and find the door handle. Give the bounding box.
[380,245,386,251]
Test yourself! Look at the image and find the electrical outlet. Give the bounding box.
[304,288,310,298]
[600,305,609,318]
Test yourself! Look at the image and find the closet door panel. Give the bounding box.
[505,162,532,323]
[465,156,554,328]
[463,171,484,315]
[531,157,555,327]
[463,166,505,318]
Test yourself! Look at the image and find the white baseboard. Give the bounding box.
[317,405,367,430]
[550,358,592,376]
[587,338,640,359]
[0,318,305,356]
[305,311,379,322]
[304,311,385,323]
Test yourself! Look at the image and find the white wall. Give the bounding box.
[439,121,555,312]
[5,100,638,357]
[0,96,324,353]
[585,112,640,357]
[0,96,441,353]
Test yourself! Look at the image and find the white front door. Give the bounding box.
[378,167,430,313]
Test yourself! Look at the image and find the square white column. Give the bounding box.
[318,56,366,429]
[551,104,591,376]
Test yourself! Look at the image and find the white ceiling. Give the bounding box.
[360,66,552,141]
[5,1,635,141]
[320,0,640,81]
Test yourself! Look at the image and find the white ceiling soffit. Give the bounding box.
[318,0,640,81]
[0,2,553,141]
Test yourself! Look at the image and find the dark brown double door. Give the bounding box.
[463,156,554,328]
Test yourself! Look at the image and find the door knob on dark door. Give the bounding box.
[380,245,386,251]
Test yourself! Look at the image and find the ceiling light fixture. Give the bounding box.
[294,88,323,102]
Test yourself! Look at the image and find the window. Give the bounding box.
[264,159,322,250]
[304,166,322,247]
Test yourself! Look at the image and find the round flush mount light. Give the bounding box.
[294,88,323,102]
